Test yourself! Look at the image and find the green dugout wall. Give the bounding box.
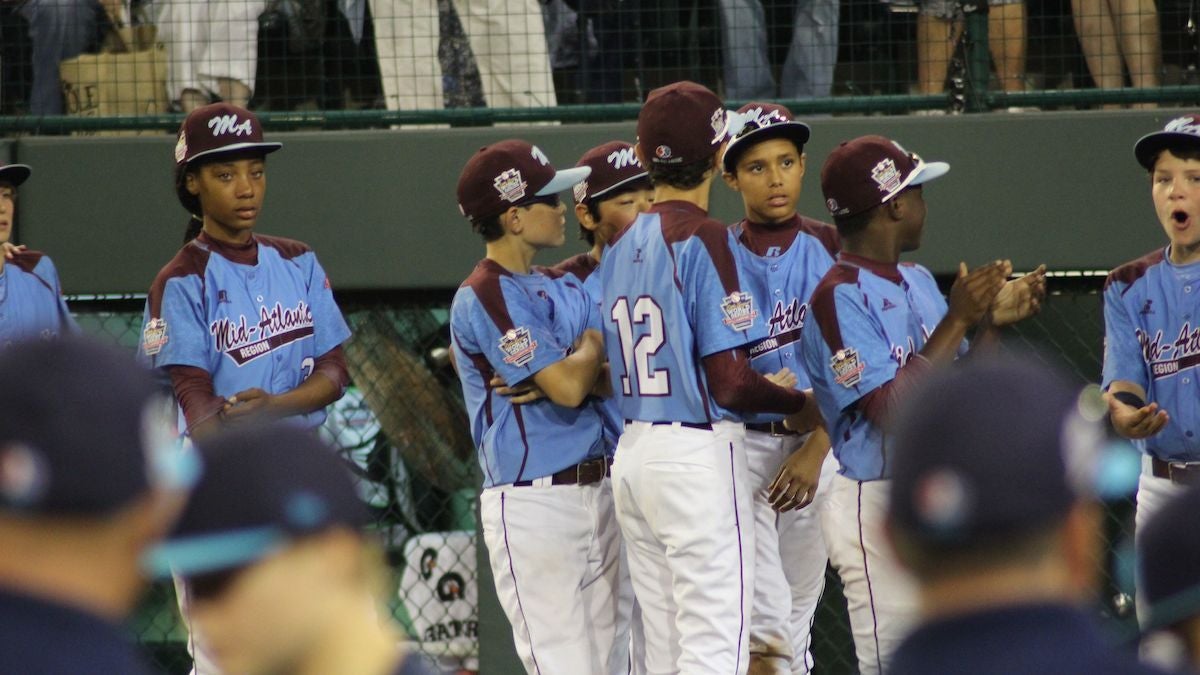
[9,109,1176,294]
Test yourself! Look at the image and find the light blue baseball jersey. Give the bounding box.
[802,253,961,481]
[730,216,839,425]
[451,258,607,488]
[0,252,77,348]
[598,200,760,424]
[142,232,351,430]
[551,252,623,448]
[1103,247,1200,461]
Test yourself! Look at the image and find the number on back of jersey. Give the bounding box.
[611,296,670,397]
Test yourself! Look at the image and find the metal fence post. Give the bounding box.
[963,0,991,112]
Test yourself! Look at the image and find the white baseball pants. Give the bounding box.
[155,0,266,101]
[613,420,754,675]
[821,475,918,675]
[480,478,628,675]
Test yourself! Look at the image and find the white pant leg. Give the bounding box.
[820,475,917,675]
[199,0,268,95]
[614,537,645,675]
[368,0,443,110]
[777,451,836,675]
[480,479,624,675]
[158,0,209,100]
[744,430,797,671]
[1135,463,1189,622]
[613,421,754,675]
[457,0,557,107]
[172,575,226,675]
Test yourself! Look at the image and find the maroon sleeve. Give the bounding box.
[312,345,350,394]
[702,348,808,415]
[857,355,933,426]
[168,365,225,433]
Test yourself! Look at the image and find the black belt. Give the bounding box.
[1151,457,1200,487]
[745,421,798,437]
[513,456,613,487]
[625,419,714,431]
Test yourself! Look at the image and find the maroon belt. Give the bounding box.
[513,456,613,487]
[745,421,798,437]
[1151,457,1200,487]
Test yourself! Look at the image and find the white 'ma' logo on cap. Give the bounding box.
[607,146,640,171]
[530,145,550,166]
[208,114,254,137]
[1165,116,1200,135]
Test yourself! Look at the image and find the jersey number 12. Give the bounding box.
[611,296,669,396]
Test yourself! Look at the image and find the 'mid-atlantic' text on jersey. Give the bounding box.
[1103,247,1200,461]
[802,254,962,481]
[451,260,607,487]
[598,201,759,424]
[142,233,351,429]
[730,216,838,425]
[0,251,77,348]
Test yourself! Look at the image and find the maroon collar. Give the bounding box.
[195,231,258,266]
[737,214,802,257]
[649,200,709,218]
[839,252,903,284]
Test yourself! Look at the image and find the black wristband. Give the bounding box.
[1112,390,1146,409]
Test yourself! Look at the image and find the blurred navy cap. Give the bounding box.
[888,356,1139,547]
[1138,486,1200,631]
[145,424,370,578]
[0,337,197,515]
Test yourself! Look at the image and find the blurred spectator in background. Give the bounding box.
[1071,0,1160,100]
[369,0,556,110]
[718,0,839,100]
[7,0,108,115]
[917,0,1028,98]
[155,0,267,111]
[1139,486,1200,670]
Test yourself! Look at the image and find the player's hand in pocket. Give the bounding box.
[490,374,546,405]
[765,367,798,389]
[767,429,830,512]
[224,388,277,421]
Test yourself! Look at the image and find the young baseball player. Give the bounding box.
[146,425,435,675]
[597,81,820,675]
[1105,116,1200,594]
[450,140,628,674]
[802,135,1045,674]
[0,163,78,348]
[142,102,352,440]
[720,102,840,675]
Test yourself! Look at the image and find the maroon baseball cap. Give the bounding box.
[1134,113,1200,170]
[572,141,650,204]
[721,102,812,173]
[0,164,31,188]
[820,135,949,217]
[456,139,590,221]
[174,102,282,167]
[636,81,729,166]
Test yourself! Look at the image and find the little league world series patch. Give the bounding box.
[831,347,865,388]
[721,291,759,331]
[143,318,169,356]
[499,327,537,367]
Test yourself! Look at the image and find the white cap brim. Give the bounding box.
[882,159,951,203]
[537,166,592,196]
[589,171,651,201]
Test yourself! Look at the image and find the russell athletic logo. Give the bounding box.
[208,114,254,137]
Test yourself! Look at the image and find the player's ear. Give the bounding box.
[798,152,807,178]
[575,202,598,232]
[502,206,522,235]
[184,170,200,197]
[721,169,740,192]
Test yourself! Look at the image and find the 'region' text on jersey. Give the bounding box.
[1103,246,1200,461]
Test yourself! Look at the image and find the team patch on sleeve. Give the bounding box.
[498,327,537,367]
[831,347,865,388]
[721,291,759,332]
[143,318,169,356]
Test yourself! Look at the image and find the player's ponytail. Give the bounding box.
[175,163,204,245]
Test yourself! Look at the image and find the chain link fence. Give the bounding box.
[0,0,1196,133]
[69,272,1135,675]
